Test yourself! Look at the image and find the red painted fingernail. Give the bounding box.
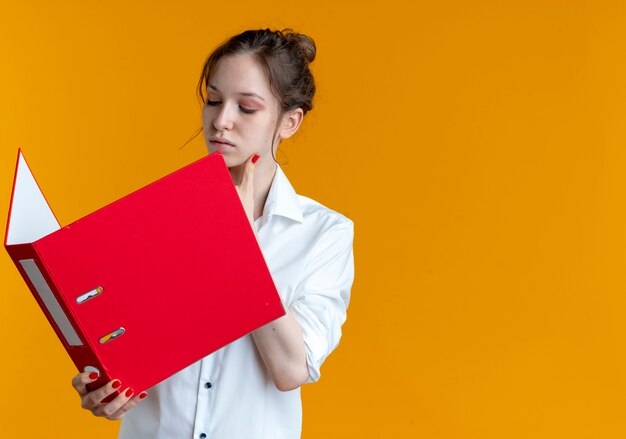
[88,372,99,380]
[139,392,148,399]
[125,388,134,397]
[111,380,122,389]
[252,154,260,164]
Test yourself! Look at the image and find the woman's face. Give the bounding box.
[202,54,281,167]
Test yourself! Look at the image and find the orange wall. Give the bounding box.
[2,1,626,438]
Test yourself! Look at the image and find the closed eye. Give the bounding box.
[206,99,257,115]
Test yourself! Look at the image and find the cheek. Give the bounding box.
[243,119,273,141]
[260,125,276,149]
[261,118,277,137]
[201,108,212,129]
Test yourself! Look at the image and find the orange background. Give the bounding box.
[2,1,626,438]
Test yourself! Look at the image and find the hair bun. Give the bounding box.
[282,30,316,64]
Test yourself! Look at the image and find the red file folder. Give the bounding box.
[4,150,285,398]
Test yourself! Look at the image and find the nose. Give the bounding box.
[212,102,235,131]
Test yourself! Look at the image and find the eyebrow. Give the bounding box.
[208,84,266,101]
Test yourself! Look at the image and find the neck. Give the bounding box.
[229,160,277,221]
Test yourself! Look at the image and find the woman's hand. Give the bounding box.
[71,372,147,420]
[235,154,259,227]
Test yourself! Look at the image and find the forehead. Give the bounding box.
[210,53,271,97]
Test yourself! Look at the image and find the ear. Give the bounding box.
[278,108,304,140]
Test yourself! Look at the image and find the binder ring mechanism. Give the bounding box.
[75,287,126,344]
[76,286,103,304]
[99,327,125,344]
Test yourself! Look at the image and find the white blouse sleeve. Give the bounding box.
[289,219,355,383]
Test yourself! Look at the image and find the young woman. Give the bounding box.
[72,28,355,438]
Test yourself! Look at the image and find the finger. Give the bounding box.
[107,391,148,420]
[81,379,122,411]
[93,387,137,420]
[72,371,100,397]
[239,154,258,191]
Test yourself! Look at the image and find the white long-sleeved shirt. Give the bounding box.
[118,165,354,439]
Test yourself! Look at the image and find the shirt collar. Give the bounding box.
[261,165,304,224]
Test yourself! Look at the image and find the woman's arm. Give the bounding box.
[251,311,309,391]
[235,156,309,391]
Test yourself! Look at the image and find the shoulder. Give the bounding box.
[296,194,354,245]
[273,165,353,244]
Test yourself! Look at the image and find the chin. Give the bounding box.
[221,156,247,169]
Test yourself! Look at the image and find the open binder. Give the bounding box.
[4,150,285,398]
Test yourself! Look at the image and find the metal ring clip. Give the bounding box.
[99,327,125,344]
[76,286,103,304]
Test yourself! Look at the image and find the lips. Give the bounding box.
[210,137,234,147]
